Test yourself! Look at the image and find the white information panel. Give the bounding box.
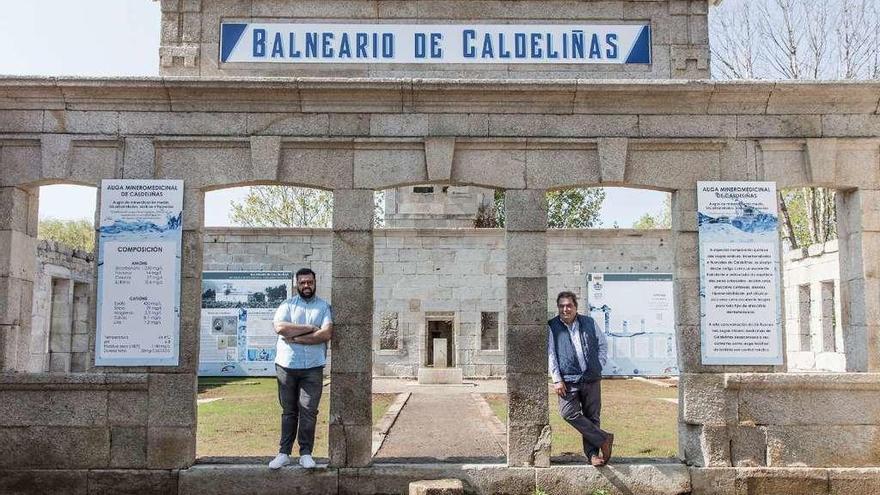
[95,180,183,366]
[199,271,293,376]
[587,273,677,376]
[698,182,784,365]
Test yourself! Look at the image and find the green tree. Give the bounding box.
[230,186,333,228]
[547,188,605,228]
[633,196,671,229]
[779,187,836,249]
[486,188,606,228]
[38,218,94,252]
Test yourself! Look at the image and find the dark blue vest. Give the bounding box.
[549,314,602,383]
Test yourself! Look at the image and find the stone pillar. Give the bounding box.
[504,189,550,467]
[329,189,374,468]
[0,186,38,371]
[836,189,880,372]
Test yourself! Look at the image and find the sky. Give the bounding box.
[9,0,668,227]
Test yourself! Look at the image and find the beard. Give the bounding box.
[297,286,314,299]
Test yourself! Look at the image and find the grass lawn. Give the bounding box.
[197,377,397,458]
[485,378,678,458]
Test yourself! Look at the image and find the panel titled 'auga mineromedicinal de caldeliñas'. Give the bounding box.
[219,22,651,64]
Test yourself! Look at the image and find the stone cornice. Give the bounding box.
[0,77,878,115]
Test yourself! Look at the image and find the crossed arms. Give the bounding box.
[273,321,333,345]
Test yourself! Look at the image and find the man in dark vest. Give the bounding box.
[548,290,614,466]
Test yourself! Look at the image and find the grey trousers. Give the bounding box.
[276,364,324,456]
[557,379,609,458]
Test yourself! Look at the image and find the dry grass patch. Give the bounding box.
[197,377,396,458]
[485,378,678,458]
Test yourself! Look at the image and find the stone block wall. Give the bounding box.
[159,0,711,79]
[203,227,671,378]
[680,373,880,469]
[782,241,845,372]
[28,240,94,373]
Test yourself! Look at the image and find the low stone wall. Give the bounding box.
[782,241,845,371]
[204,228,672,377]
[0,372,195,477]
[680,373,880,469]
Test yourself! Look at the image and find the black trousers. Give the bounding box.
[557,379,609,458]
[276,364,324,456]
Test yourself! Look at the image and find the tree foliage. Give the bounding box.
[486,188,605,228]
[711,0,876,248]
[38,218,94,252]
[230,186,333,228]
[632,196,671,230]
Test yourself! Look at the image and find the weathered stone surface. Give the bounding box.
[353,147,426,190]
[737,116,823,138]
[679,423,731,468]
[279,146,354,190]
[506,325,549,374]
[766,425,880,468]
[338,463,535,495]
[249,135,281,182]
[504,190,547,232]
[329,423,372,468]
[536,464,692,495]
[329,372,372,426]
[829,468,880,495]
[525,147,600,190]
[331,276,373,325]
[179,464,338,495]
[331,324,372,374]
[425,137,456,182]
[0,426,109,468]
[371,114,486,137]
[489,114,638,137]
[736,467,830,495]
[597,137,629,183]
[147,426,195,469]
[730,426,767,468]
[0,469,89,495]
[689,467,736,495]
[333,232,374,278]
[679,373,735,426]
[506,232,546,278]
[506,372,549,425]
[453,148,526,189]
[88,469,177,495]
[507,423,551,467]
[737,388,880,426]
[148,373,196,427]
[0,390,108,426]
[333,190,375,232]
[110,426,147,468]
[409,478,463,495]
[506,277,548,326]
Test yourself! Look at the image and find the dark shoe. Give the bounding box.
[590,455,606,466]
[600,433,614,464]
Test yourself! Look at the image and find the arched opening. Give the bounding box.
[372,183,507,463]
[779,186,845,372]
[198,184,337,461]
[31,183,98,373]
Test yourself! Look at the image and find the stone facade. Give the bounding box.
[1,0,880,492]
[782,241,845,372]
[204,227,672,378]
[28,240,94,373]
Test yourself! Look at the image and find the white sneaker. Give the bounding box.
[268,453,291,469]
[299,454,316,469]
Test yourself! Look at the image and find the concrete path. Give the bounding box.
[374,387,505,463]
[372,378,506,394]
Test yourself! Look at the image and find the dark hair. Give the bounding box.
[556,291,578,307]
[295,268,316,280]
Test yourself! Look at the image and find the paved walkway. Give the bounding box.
[374,381,506,463]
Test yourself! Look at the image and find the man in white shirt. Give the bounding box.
[268,268,333,470]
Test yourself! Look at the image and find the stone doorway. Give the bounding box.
[426,319,454,367]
